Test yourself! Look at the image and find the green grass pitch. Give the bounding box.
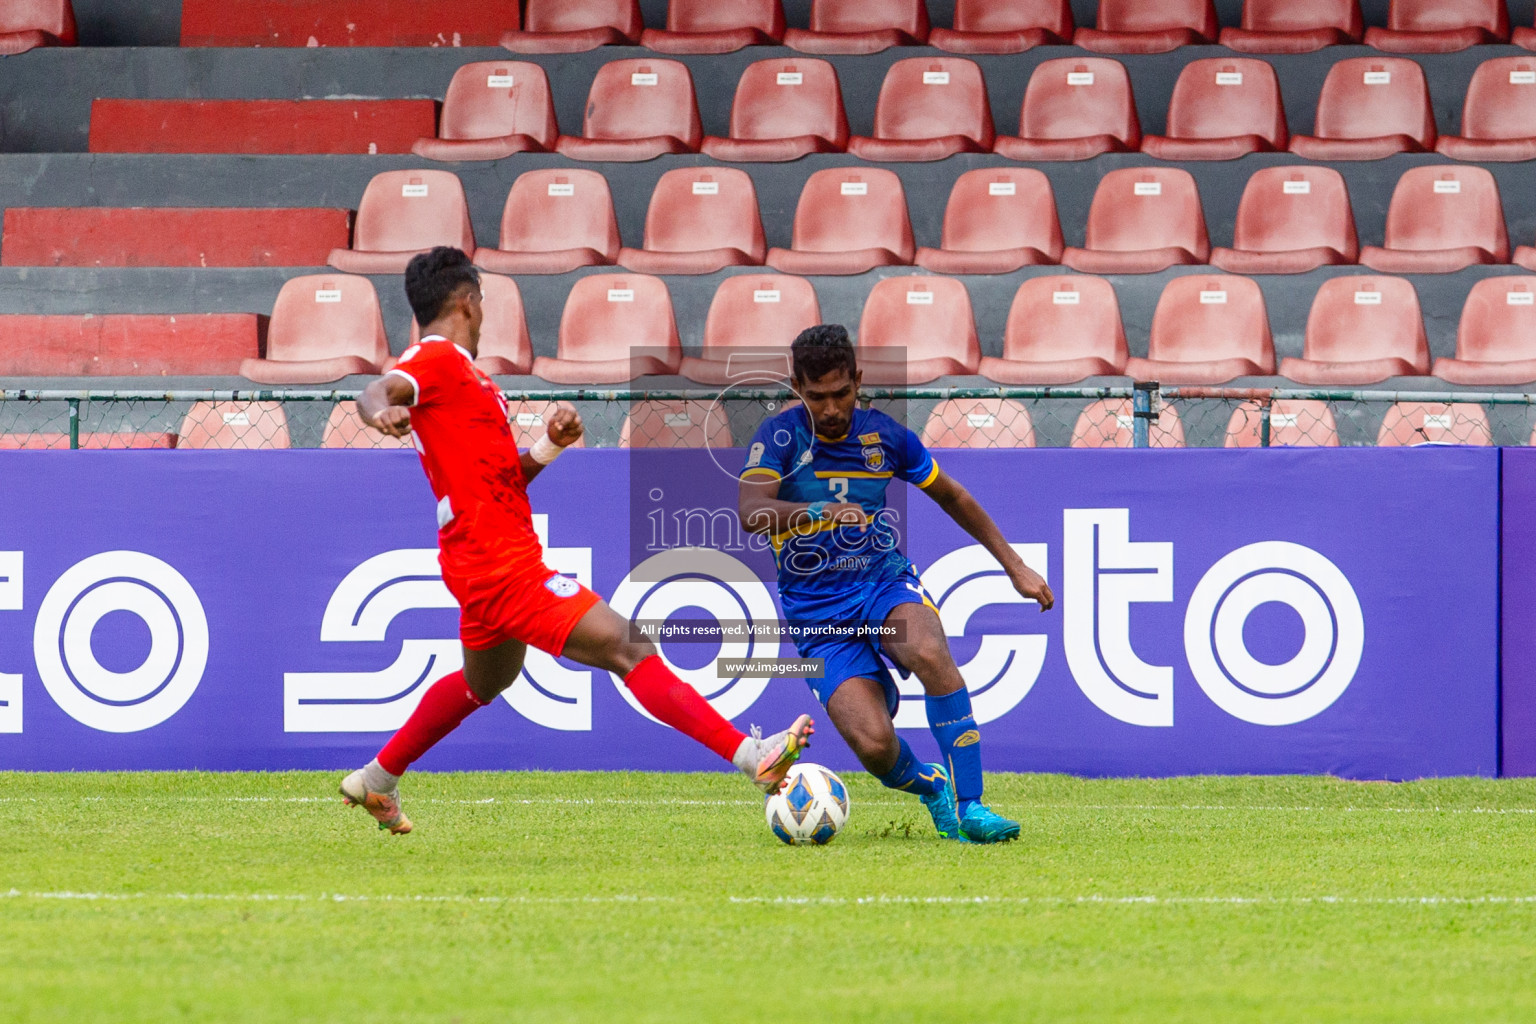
[3,770,1536,1023]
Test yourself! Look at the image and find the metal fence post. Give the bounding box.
[68,398,80,450]
[1259,400,1272,448]
[1132,382,1158,449]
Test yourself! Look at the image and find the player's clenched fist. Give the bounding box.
[372,405,414,438]
[544,403,583,447]
[1010,565,1055,612]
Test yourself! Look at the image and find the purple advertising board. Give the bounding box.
[0,447,1499,778]
[1503,448,1536,776]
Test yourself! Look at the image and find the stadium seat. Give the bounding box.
[1073,0,1218,53]
[508,401,588,450]
[1224,400,1340,447]
[1280,277,1431,384]
[1436,58,1536,162]
[914,168,1063,274]
[782,0,929,54]
[178,402,290,450]
[0,432,177,451]
[411,62,558,161]
[180,0,516,46]
[321,402,414,450]
[765,169,914,275]
[847,58,995,161]
[699,59,850,161]
[327,171,474,274]
[88,99,436,155]
[621,401,735,448]
[1210,167,1360,274]
[472,170,620,275]
[1071,399,1184,447]
[617,168,766,274]
[242,275,389,385]
[1359,166,1509,273]
[1378,402,1492,445]
[1219,0,1363,53]
[501,0,642,52]
[921,398,1036,447]
[641,0,785,53]
[1061,168,1210,274]
[1432,277,1536,385]
[555,59,702,161]
[0,0,75,54]
[0,314,258,376]
[929,0,1074,53]
[1124,275,1275,385]
[993,59,1141,161]
[1,207,351,268]
[855,277,981,385]
[1289,58,1436,160]
[407,273,532,376]
[1518,18,1536,49]
[679,275,821,384]
[978,275,1127,384]
[1140,58,1289,160]
[531,275,682,383]
[1364,0,1508,52]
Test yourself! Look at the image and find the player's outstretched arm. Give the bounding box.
[357,375,416,437]
[921,469,1054,611]
[521,403,583,484]
[738,476,867,537]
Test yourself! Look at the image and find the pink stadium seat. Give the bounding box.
[411,62,558,162]
[1359,166,1509,273]
[1437,58,1536,162]
[641,0,785,53]
[555,59,702,161]
[1125,275,1275,385]
[921,398,1036,447]
[472,170,620,275]
[1379,402,1492,446]
[993,58,1141,161]
[765,169,914,276]
[0,314,257,375]
[243,274,389,385]
[700,59,850,161]
[178,402,291,450]
[0,432,177,451]
[979,276,1127,384]
[1071,399,1184,448]
[321,402,414,450]
[1364,0,1508,52]
[1289,58,1436,160]
[1219,0,1363,53]
[783,0,929,54]
[501,0,642,52]
[1061,168,1210,274]
[328,170,475,274]
[1280,277,1431,384]
[621,401,735,448]
[407,273,532,376]
[618,168,766,274]
[0,0,75,54]
[1141,58,1289,160]
[855,277,980,385]
[929,0,1074,53]
[1518,18,1536,49]
[1210,167,1360,274]
[914,168,1063,274]
[1224,400,1340,447]
[679,275,821,385]
[847,58,995,162]
[1,207,351,268]
[532,275,681,384]
[1433,277,1536,385]
[1074,0,1217,53]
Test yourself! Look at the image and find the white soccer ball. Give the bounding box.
[765,763,849,846]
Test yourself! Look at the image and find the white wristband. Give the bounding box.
[530,434,564,465]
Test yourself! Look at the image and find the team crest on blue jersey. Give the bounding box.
[862,446,885,472]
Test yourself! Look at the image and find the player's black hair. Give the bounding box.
[404,246,481,327]
[791,324,858,384]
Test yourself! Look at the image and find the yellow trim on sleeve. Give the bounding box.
[740,467,782,481]
[915,459,941,489]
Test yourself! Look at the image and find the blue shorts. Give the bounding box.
[786,574,937,717]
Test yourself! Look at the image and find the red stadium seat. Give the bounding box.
[783,0,929,54]
[1219,0,1363,53]
[473,170,620,275]
[322,402,414,450]
[921,398,1036,447]
[679,275,821,385]
[1125,275,1275,385]
[993,58,1141,161]
[1289,58,1437,160]
[765,169,914,276]
[1280,277,1431,384]
[1,207,351,268]
[328,170,475,274]
[1061,168,1210,274]
[929,0,1073,53]
[1364,0,1508,52]
[700,58,850,161]
[1210,167,1359,274]
[0,314,258,375]
[411,62,558,162]
[979,276,1127,384]
[847,58,995,162]
[1074,0,1217,53]
[242,274,389,385]
[617,168,766,275]
[1379,402,1492,446]
[914,168,1063,274]
[1359,166,1508,273]
[856,277,980,385]
[407,273,532,376]
[0,0,75,54]
[88,99,435,155]
[641,0,785,53]
[1224,400,1339,447]
[181,0,516,46]
[1433,277,1536,385]
[621,401,735,448]
[1071,399,1184,448]
[1437,58,1536,162]
[1518,18,1536,50]
[0,432,177,451]
[532,275,682,384]
[555,59,702,161]
[178,402,290,450]
[1141,58,1289,160]
[501,0,642,52]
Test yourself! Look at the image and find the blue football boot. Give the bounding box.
[918,763,968,842]
[959,802,1021,844]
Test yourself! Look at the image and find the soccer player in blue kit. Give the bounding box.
[737,325,1055,843]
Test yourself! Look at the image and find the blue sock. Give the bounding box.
[875,737,944,798]
[927,688,983,816]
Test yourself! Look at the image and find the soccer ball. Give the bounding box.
[765,763,849,846]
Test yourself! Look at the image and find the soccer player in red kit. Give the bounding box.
[340,247,813,833]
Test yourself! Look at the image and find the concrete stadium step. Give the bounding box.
[0,313,262,375]
[2,207,353,267]
[87,99,438,154]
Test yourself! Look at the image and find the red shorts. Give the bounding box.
[444,564,602,654]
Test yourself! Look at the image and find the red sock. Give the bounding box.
[624,655,745,762]
[376,670,489,776]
